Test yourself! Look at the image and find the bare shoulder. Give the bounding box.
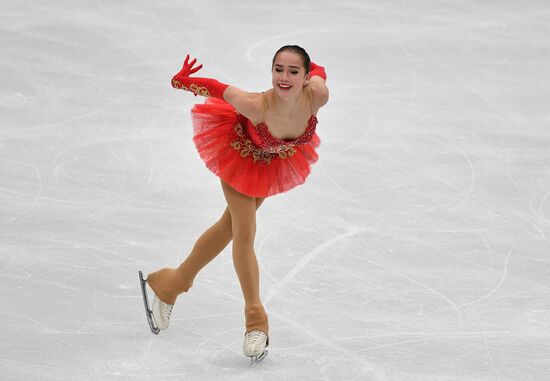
[223,86,263,121]
[308,77,329,111]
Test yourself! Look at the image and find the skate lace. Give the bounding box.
[247,331,265,344]
[162,303,173,320]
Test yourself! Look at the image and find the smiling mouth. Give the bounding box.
[278,84,292,91]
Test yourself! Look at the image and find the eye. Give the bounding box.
[291,71,298,75]
[275,68,283,72]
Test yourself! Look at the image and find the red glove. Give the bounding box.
[309,62,327,80]
[171,54,229,99]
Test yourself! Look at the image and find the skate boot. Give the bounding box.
[138,271,174,334]
[151,294,173,331]
[243,330,269,365]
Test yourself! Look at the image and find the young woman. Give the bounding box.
[138,45,329,364]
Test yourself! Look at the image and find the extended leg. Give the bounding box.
[147,197,265,305]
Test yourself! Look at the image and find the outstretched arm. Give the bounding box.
[171,55,229,99]
[171,54,261,120]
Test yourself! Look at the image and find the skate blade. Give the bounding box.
[250,349,268,366]
[138,271,160,335]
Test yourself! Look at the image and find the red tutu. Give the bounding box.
[191,98,320,197]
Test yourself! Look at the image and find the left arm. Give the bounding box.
[308,62,329,109]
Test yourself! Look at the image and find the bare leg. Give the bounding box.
[221,181,269,336]
[147,190,265,305]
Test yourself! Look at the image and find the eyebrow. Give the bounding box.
[274,64,301,69]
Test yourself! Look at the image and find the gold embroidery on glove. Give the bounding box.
[189,84,211,97]
[171,79,211,97]
[171,78,190,92]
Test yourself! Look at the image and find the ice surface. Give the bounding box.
[1,1,549,380]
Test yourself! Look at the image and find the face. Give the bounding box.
[272,51,309,98]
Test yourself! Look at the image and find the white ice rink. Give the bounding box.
[1,1,550,380]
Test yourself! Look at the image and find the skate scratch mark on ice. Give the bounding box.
[366,256,464,332]
[270,309,386,381]
[0,179,188,216]
[31,105,105,132]
[352,335,485,355]
[175,291,243,359]
[529,187,550,240]
[335,330,511,340]
[419,39,505,114]
[484,329,499,376]
[257,228,279,284]
[264,227,362,306]
[0,358,75,373]
[245,29,326,63]
[496,157,522,195]
[7,311,76,348]
[537,189,550,238]
[387,18,418,102]
[327,331,512,376]
[447,141,476,211]
[318,158,382,220]
[98,139,126,194]
[459,246,514,308]
[7,149,42,223]
[489,158,548,238]
[36,236,141,268]
[328,113,374,157]
[113,100,155,188]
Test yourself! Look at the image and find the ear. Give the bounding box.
[304,73,311,86]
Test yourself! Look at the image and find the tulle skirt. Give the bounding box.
[191,98,320,198]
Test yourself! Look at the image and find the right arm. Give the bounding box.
[222,86,262,121]
[171,55,262,120]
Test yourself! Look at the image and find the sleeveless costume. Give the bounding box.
[191,90,320,197]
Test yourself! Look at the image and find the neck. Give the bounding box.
[269,88,306,115]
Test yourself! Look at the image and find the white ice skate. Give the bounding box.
[243,330,269,365]
[151,293,173,331]
[138,271,173,334]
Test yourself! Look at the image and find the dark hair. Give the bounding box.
[272,45,311,73]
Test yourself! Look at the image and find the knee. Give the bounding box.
[232,223,256,245]
[218,208,232,230]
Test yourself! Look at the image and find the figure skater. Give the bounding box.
[138,45,329,365]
